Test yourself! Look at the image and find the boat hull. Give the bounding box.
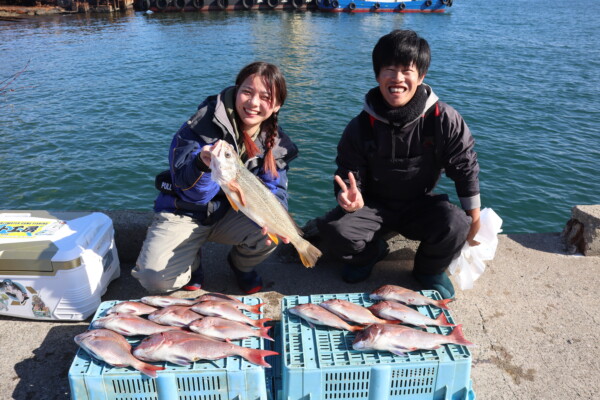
[316,0,451,12]
[139,0,315,12]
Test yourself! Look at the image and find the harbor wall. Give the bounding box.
[103,204,600,264]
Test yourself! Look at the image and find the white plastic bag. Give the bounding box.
[448,208,503,290]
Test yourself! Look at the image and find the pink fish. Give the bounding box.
[370,285,452,310]
[74,329,165,378]
[91,312,184,336]
[197,293,264,315]
[105,301,158,316]
[320,299,401,325]
[147,306,203,327]
[191,301,270,328]
[352,324,474,356]
[140,296,200,307]
[368,301,455,328]
[188,316,274,342]
[132,330,278,367]
[288,303,363,332]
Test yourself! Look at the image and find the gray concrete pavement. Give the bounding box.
[1,222,599,399]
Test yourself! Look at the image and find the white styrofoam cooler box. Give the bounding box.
[0,210,120,320]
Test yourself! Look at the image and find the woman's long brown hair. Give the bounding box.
[235,61,287,178]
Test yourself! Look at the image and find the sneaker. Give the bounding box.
[228,254,263,294]
[181,267,204,291]
[412,270,455,300]
[342,239,389,284]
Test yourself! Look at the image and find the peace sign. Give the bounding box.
[335,172,364,213]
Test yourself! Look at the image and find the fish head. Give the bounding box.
[74,330,94,346]
[133,333,168,361]
[352,325,382,350]
[209,140,241,186]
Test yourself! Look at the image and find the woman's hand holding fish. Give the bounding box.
[335,172,364,213]
[262,226,290,246]
[200,144,215,167]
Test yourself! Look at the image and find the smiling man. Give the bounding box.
[314,30,482,299]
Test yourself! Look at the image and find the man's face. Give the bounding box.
[376,63,425,108]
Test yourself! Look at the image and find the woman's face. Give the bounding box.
[235,74,280,133]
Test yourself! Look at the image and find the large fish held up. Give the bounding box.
[209,140,322,268]
[74,329,165,378]
[133,330,278,368]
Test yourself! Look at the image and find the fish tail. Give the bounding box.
[435,298,453,310]
[248,303,265,314]
[435,311,455,327]
[259,326,274,341]
[294,239,323,268]
[448,324,474,347]
[135,362,166,378]
[241,348,279,368]
[253,318,272,328]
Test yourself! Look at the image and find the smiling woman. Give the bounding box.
[131,61,301,296]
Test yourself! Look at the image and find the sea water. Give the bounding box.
[1,0,598,233]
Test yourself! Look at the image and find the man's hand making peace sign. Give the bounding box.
[335,172,364,213]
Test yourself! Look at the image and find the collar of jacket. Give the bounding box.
[213,86,243,154]
[363,83,439,128]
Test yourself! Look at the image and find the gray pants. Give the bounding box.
[132,210,276,293]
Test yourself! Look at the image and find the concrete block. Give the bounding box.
[562,205,600,256]
[103,210,153,264]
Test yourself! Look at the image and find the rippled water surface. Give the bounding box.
[1,0,599,233]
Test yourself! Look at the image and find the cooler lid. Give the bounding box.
[0,210,108,273]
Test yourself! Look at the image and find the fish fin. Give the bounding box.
[136,363,165,378]
[225,338,233,344]
[389,347,408,357]
[248,303,265,314]
[294,240,323,268]
[225,193,240,212]
[435,298,453,310]
[350,324,366,332]
[267,233,279,245]
[253,318,272,328]
[259,326,275,341]
[448,324,475,347]
[170,357,192,366]
[240,348,279,368]
[227,181,246,207]
[435,311,455,327]
[382,318,403,325]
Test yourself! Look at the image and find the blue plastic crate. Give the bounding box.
[280,292,475,400]
[69,297,272,400]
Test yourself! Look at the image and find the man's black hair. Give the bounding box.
[372,30,431,78]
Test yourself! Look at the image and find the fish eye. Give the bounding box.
[224,151,232,158]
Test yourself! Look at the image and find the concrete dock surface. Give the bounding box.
[1,228,599,400]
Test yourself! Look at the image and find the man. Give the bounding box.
[315,29,481,299]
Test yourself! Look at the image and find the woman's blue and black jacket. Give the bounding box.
[154,86,299,225]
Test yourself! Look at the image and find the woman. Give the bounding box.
[132,62,298,295]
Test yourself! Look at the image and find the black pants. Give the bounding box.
[316,194,471,275]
